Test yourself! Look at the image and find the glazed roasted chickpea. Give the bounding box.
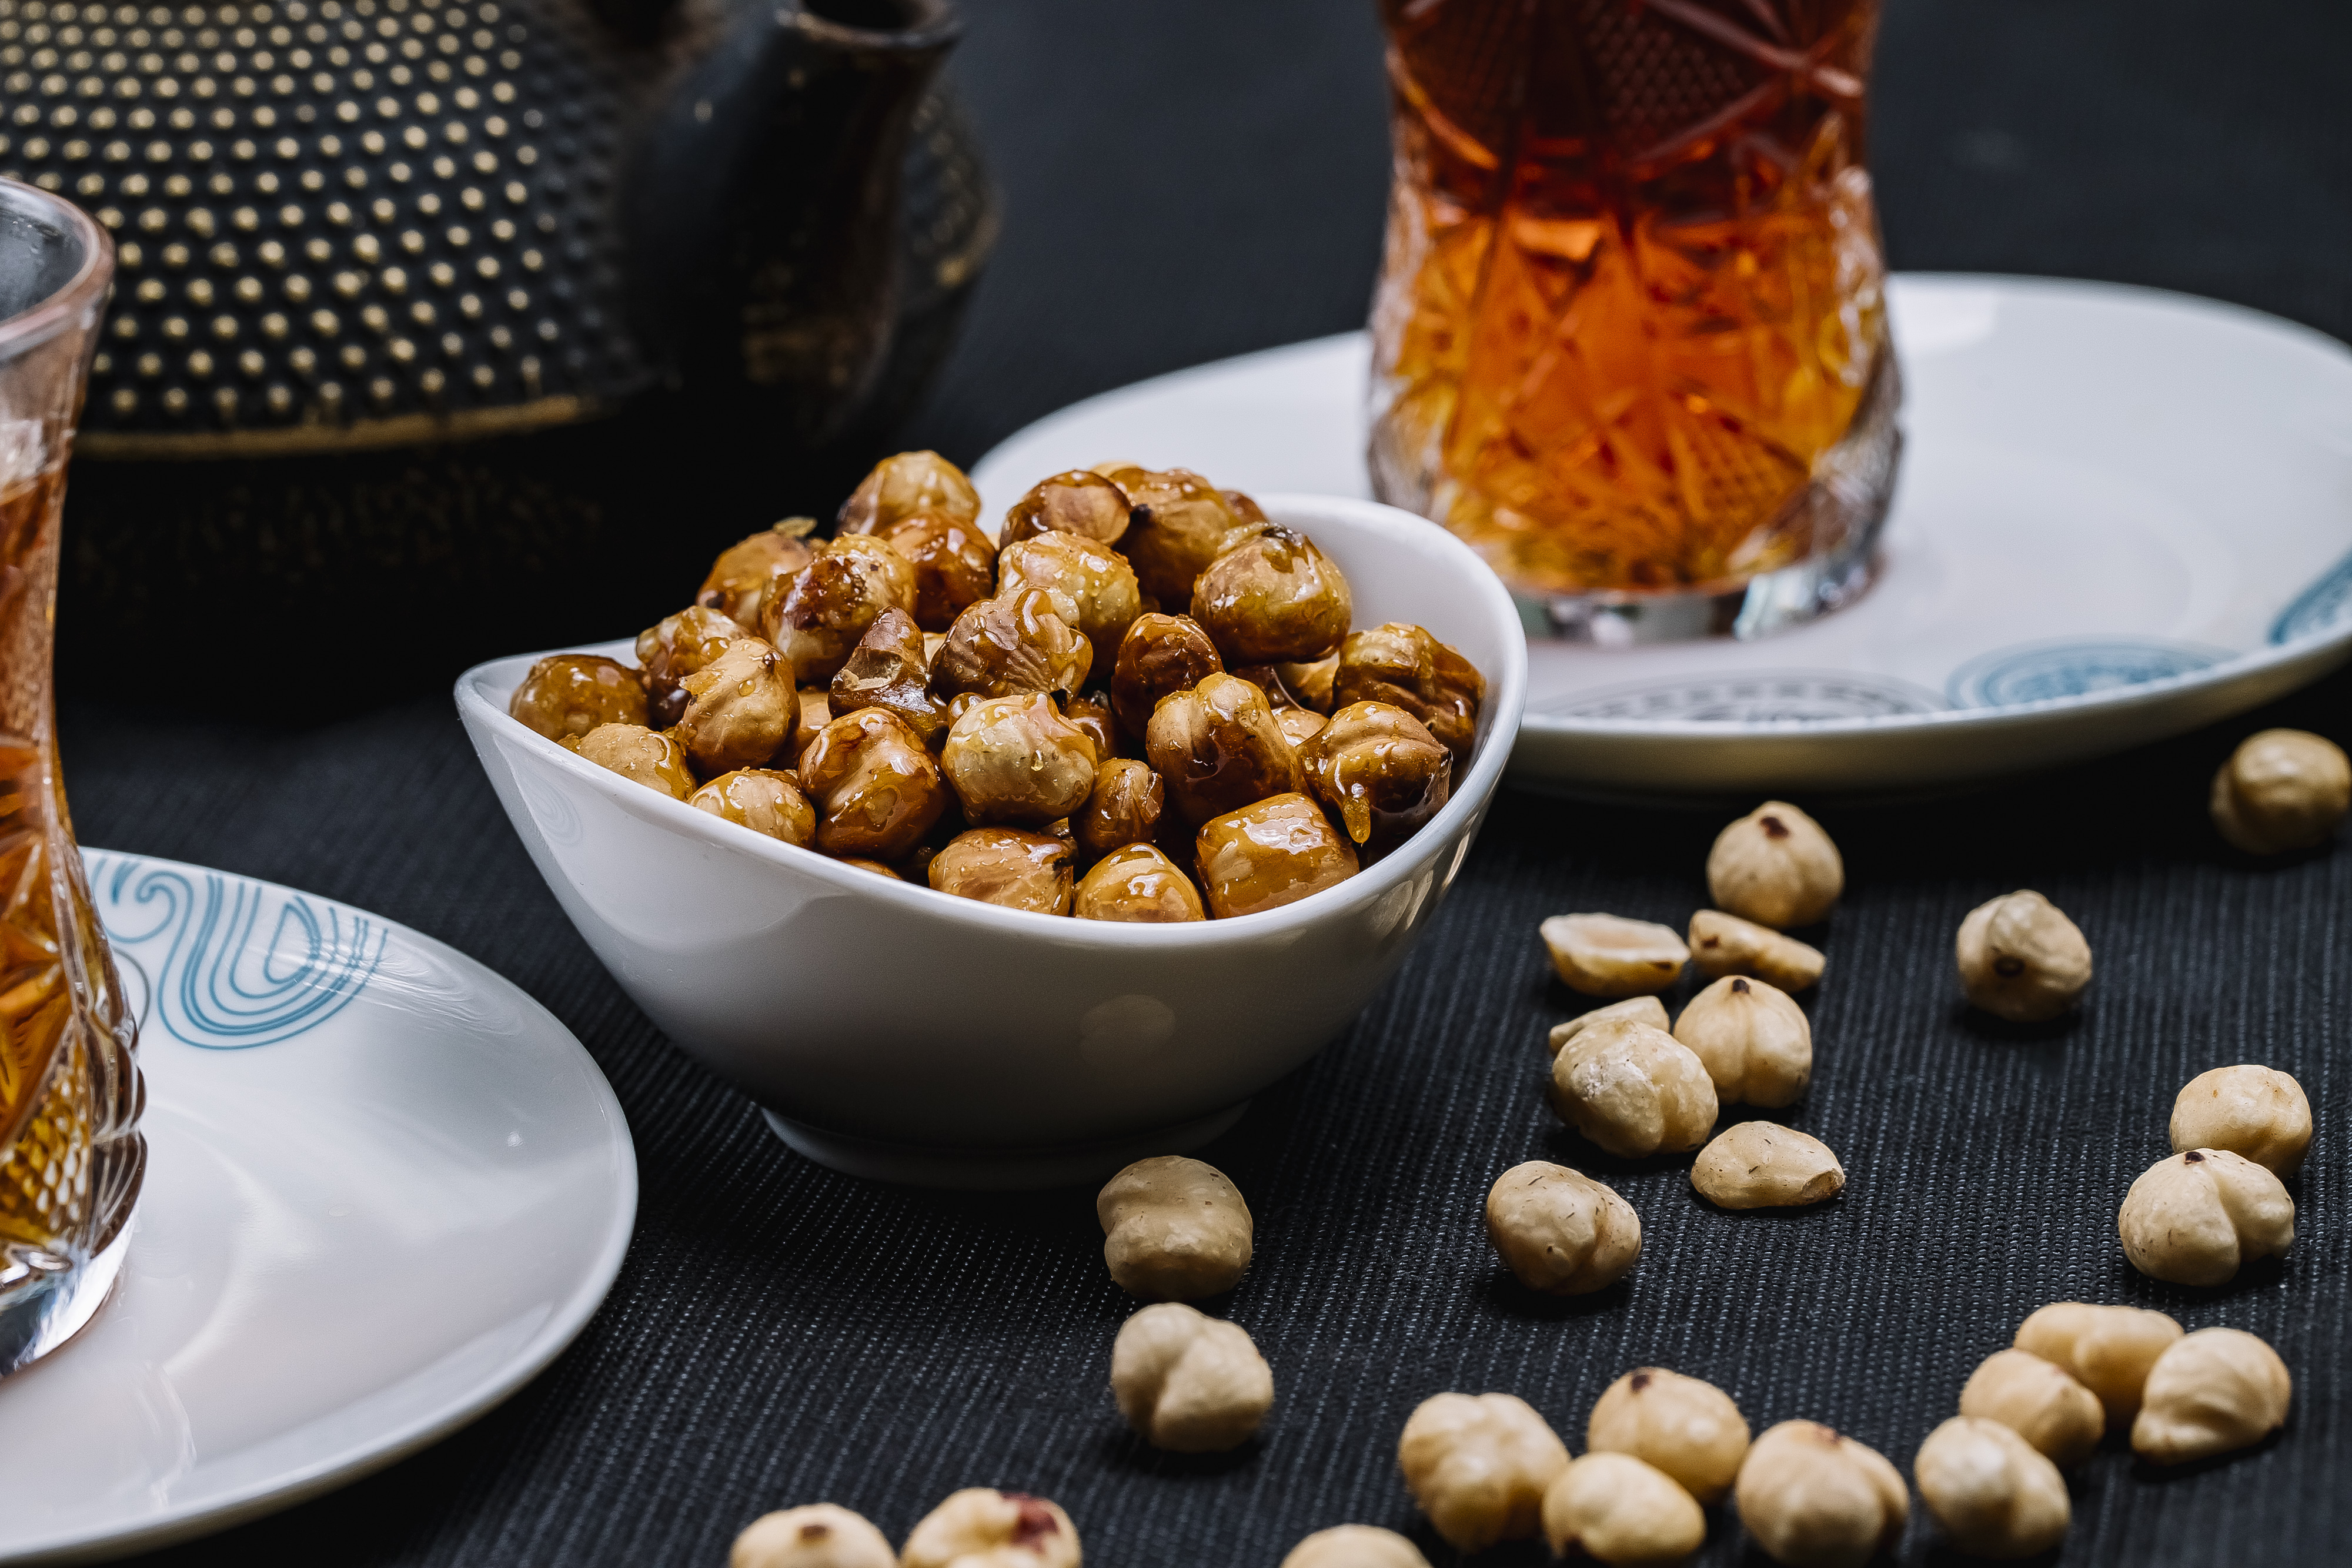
[1278,653,1339,713]
[1110,612,1225,738]
[1331,621,1485,763]
[835,449,981,536]
[509,653,649,741]
[798,707,948,860]
[933,588,1094,699]
[1548,998,1671,1057]
[880,510,998,633]
[1956,890,2092,1022]
[1190,520,1353,663]
[1588,1367,1750,1503]
[1147,673,1304,826]
[998,530,1144,667]
[730,1503,896,1568]
[1099,464,1240,607]
[761,534,918,683]
[1549,1018,1719,1159]
[674,635,796,775]
[575,723,697,800]
[636,604,751,727]
[1060,689,1118,760]
[690,768,818,848]
[1540,913,1689,997]
[940,692,1100,827]
[1075,844,1205,922]
[2131,1326,2292,1465]
[1001,469,1137,547]
[1540,1452,1707,1568]
[1734,1420,1908,1568]
[2012,1302,2183,1423]
[1958,1349,2103,1468]
[2209,727,2351,854]
[927,828,1074,914]
[697,522,816,631]
[1672,976,1812,1108]
[1097,1155,1252,1300]
[1691,1122,1844,1209]
[2170,1064,2312,1176]
[828,608,949,747]
[1705,802,1843,929]
[1397,1391,1571,1552]
[900,1489,1078,1568]
[1297,701,1452,860]
[2117,1147,2294,1286]
[1108,1301,1274,1453]
[1912,1416,2070,1560]
[1485,1160,1642,1295]
[1072,758,1164,862]
[1194,793,1359,917]
[1278,1526,1431,1568]
[1688,909,1825,991]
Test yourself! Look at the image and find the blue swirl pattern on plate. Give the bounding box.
[86,854,386,1049]
[2271,549,2352,646]
[1946,640,2233,708]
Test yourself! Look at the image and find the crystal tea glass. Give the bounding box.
[0,179,141,1376]
[1369,0,1900,641]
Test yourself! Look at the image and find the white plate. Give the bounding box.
[971,275,2352,794]
[0,851,636,1565]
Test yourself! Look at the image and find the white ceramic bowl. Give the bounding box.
[456,494,1529,1188]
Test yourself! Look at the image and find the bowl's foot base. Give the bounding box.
[760,1104,1250,1191]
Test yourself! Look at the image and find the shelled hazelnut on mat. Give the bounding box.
[2170,1064,2312,1176]
[1688,909,1825,991]
[1955,890,2091,1021]
[1278,1525,1431,1568]
[730,1503,895,1568]
[2209,728,2351,854]
[1913,1416,2070,1560]
[1485,1161,1642,1295]
[2117,1148,2294,1286]
[901,1489,1079,1568]
[1586,1367,1750,1503]
[1398,1392,1570,1552]
[1109,1302,1274,1453]
[1691,1123,1843,1209]
[2012,1303,2183,1423]
[1547,1018,1718,1159]
[1539,913,1689,997]
[2131,1327,2292,1465]
[1672,977,1812,1108]
[1097,1156,1252,1300]
[1541,1452,1706,1567]
[1548,997,1670,1057]
[1957,1349,2103,1467]
[1733,1420,1907,1568]
[1706,801,1842,929]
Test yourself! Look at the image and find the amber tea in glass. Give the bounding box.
[1370,0,1900,640]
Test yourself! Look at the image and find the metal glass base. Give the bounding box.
[0,1210,133,1379]
[761,1105,1250,1191]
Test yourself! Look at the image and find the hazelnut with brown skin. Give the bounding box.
[1297,700,1452,858]
[827,608,948,746]
[1001,469,1137,547]
[1110,612,1225,738]
[927,827,1074,915]
[1075,843,1206,922]
[697,523,815,631]
[1060,689,1118,760]
[1073,758,1165,862]
[799,707,948,860]
[690,768,817,847]
[1147,672,1304,827]
[834,449,981,535]
[940,692,1100,827]
[1195,793,1359,917]
[998,530,1144,668]
[510,653,649,741]
[729,1503,896,1568]
[1103,464,1241,606]
[878,510,998,632]
[575,723,697,800]
[636,605,751,727]
[1332,622,1485,762]
[932,589,1094,700]
[900,1489,1078,1568]
[676,636,797,775]
[761,534,917,684]
[1190,520,1354,664]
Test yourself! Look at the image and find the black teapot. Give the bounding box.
[0,0,993,696]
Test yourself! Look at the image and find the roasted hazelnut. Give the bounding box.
[1688,909,1825,991]
[799,708,948,860]
[2170,1064,2312,1176]
[637,604,751,727]
[940,693,1100,827]
[1485,1159,1643,1295]
[900,1489,1078,1568]
[2131,1326,2292,1465]
[2012,1302,2183,1423]
[1194,793,1360,917]
[509,653,649,741]
[697,523,816,631]
[1101,464,1240,607]
[1913,1416,2070,1560]
[1060,688,1119,760]
[1278,1526,1431,1568]
[690,768,818,848]
[1734,1420,1908,1568]
[762,535,918,683]
[793,688,831,765]
[1221,487,1268,525]
[730,1503,895,1568]
[2117,1147,2294,1286]
[1109,1301,1274,1453]
[1540,913,1689,997]
[880,510,998,633]
[1548,998,1671,1057]
[1956,890,2092,1021]
[1073,759,1165,862]
[1331,622,1485,762]
[674,636,796,775]
[1549,1018,1719,1158]
[927,828,1074,914]
[1148,673,1304,827]
[836,449,981,535]
[575,723,697,800]
[1097,1155,1252,1300]
[1397,1391,1571,1552]
[1275,707,1328,750]
[834,857,901,879]
[1076,844,1205,922]
[2210,727,2351,854]
[999,530,1143,667]
[1958,1349,2103,1467]
[1110,612,1225,738]
[1706,802,1843,929]
[1540,1452,1707,1567]
[1002,469,1137,547]
[1297,700,1451,858]
[1587,1367,1750,1504]
[1278,653,1339,713]
[1190,520,1353,663]
[828,608,949,746]
[933,589,1094,699]
[1691,1122,1844,1209]
[1672,975,1812,1108]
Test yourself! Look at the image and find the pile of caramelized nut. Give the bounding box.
[509,452,1485,921]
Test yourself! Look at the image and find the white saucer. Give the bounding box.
[971,275,2352,794]
[0,852,636,1565]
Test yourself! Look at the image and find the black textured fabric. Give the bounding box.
[58,1,2350,1563]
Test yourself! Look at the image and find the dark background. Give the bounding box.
[61,1,2351,1563]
